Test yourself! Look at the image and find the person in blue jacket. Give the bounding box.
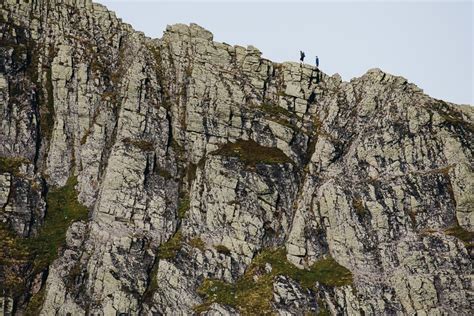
[315,56,319,68]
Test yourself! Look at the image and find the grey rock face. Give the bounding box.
[0,0,472,315]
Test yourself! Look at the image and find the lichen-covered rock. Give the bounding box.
[273,276,318,314]
[0,0,472,315]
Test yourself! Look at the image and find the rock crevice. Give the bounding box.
[0,1,472,315]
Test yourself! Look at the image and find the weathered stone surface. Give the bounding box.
[0,0,472,315]
[273,276,318,314]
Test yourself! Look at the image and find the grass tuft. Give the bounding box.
[158,230,183,260]
[259,103,301,133]
[177,194,190,219]
[0,176,89,297]
[212,139,292,167]
[24,288,46,316]
[445,223,474,249]
[195,248,352,314]
[27,176,89,272]
[260,103,294,118]
[143,258,160,302]
[0,156,29,175]
[189,237,206,251]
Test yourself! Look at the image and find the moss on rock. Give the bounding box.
[445,223,474,249]
[158,230,183,259]
[195,248,353,314]
[26,176,89,272]
[188,237,205,251]
[0,156,29,175]
[177,194,190,219]
[212,139,292,167]
[0,176,88,298]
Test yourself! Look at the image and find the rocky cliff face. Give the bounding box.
[0,0,473,315]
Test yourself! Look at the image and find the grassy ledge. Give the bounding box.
[259,103,302,133]
[444,223,474,250]
[0,176,89,296]
[158,230,183,260]
[24,288,46,316]
[0,156,29,175]
[260,103,295,118]
[212,139,292,168]
[26,176,89,272]
[188,237,206,251]
[194,248,352,314]
[143,258,160,303]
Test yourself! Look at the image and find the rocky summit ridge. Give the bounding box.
[0,0,473,315]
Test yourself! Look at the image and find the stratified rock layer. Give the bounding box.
[0,0,472,315]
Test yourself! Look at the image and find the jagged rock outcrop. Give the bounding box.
[0,0,472,315]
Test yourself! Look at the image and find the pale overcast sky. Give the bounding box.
[99,1,473,105]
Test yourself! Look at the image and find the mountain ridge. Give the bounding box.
[0,0,473,315]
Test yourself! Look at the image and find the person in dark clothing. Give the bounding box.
[315,56,319,68]
[300,51,305,63]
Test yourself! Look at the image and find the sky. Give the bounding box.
[99,0,473,105]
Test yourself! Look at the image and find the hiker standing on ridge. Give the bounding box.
[315,56,319,68]
[300,51,305,63]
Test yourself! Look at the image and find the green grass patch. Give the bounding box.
[445,223,474,248]
[259,103,301,133]
[26,176,89,272]
[195,248,352,314]
[0,156,29,175]
[298,256,353,288]
[260,103,294,118]
[177,194,190,219]
[158,230,183,260]
[212,139,292,167]
[0,176,88,296]
[0,224,31,294]
[195,279,239,314]
[250,248,353,288]
[143,258,160,302]
[189,237,206,251]
[25,288,46,316]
